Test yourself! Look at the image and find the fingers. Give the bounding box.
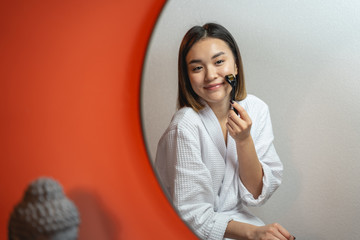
[227,101,253,142]
[226,122,234,136]
[275,223,292,239]
[270,223,289,240]
[227,117,248,138]
[227,105,250,132]
[254,224,294,240]
[230,101,251,124]
[227,112,246,130]
[278,225,296,240]
[270,223,295,240]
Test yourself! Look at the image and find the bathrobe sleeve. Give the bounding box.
[238,103,283,207]
[155,125,232,240]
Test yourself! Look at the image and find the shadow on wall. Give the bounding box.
[68,189,119,240]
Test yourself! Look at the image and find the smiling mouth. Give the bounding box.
[204,82,224,90]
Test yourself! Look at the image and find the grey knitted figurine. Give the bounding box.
[8,177,80,240]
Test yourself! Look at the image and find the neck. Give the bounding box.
[206,97,231,145]
[207,98,231,122]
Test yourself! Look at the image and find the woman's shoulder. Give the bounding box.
[166,107,202,133]
[240,94,269,112]
[157,107,201,152]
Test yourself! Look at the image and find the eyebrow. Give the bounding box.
[188,51,225,65]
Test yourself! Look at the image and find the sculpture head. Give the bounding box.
[8,177,80,240]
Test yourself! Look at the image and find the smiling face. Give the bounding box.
[186,37,238,109]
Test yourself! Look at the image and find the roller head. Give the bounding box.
[225,74,236,87]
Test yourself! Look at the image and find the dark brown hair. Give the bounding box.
[178,23,247,111]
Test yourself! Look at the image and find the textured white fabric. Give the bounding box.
[155,94,283,240]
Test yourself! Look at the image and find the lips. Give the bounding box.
[204,82,224,90]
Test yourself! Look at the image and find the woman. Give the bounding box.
[155,23,295,240]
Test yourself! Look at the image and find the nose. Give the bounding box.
[205,65,218,82]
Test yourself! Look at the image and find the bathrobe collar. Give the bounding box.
[198,102,227,159]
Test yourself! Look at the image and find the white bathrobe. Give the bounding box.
[155,94,283,240]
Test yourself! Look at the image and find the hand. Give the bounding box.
[227,101,252,143]
[251,223,295,240]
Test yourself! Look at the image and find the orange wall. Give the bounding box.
[0,1,196,239]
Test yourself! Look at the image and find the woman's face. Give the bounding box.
[186,37,238,108]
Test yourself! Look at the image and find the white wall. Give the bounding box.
[141,1,360,239]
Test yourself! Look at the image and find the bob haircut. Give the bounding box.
[178,22,247,112]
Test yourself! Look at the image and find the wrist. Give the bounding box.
[235,135,253,148]
[225,221,257,240]
[246,224,257,240]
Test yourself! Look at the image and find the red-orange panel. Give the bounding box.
[0,1,197,239]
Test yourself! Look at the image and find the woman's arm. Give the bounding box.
[225,220,295,240]
[227,101,263,198]
[227,99,283,205]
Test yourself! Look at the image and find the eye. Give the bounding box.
[215,59,224,65]
[192,66,203,72]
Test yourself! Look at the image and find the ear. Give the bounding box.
[235,64,238,75]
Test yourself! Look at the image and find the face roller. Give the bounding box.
[225,74,238,115]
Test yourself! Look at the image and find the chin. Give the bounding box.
[204,96,228,105]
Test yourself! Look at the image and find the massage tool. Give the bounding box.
[225,74,238,115]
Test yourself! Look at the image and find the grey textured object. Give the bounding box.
[8,177,80,240]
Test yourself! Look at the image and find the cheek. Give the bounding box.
[189,81,201,97]
[188,74,202,89]
[222,63,237,75]
[224,83,232,93]
[188,77,199,95]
